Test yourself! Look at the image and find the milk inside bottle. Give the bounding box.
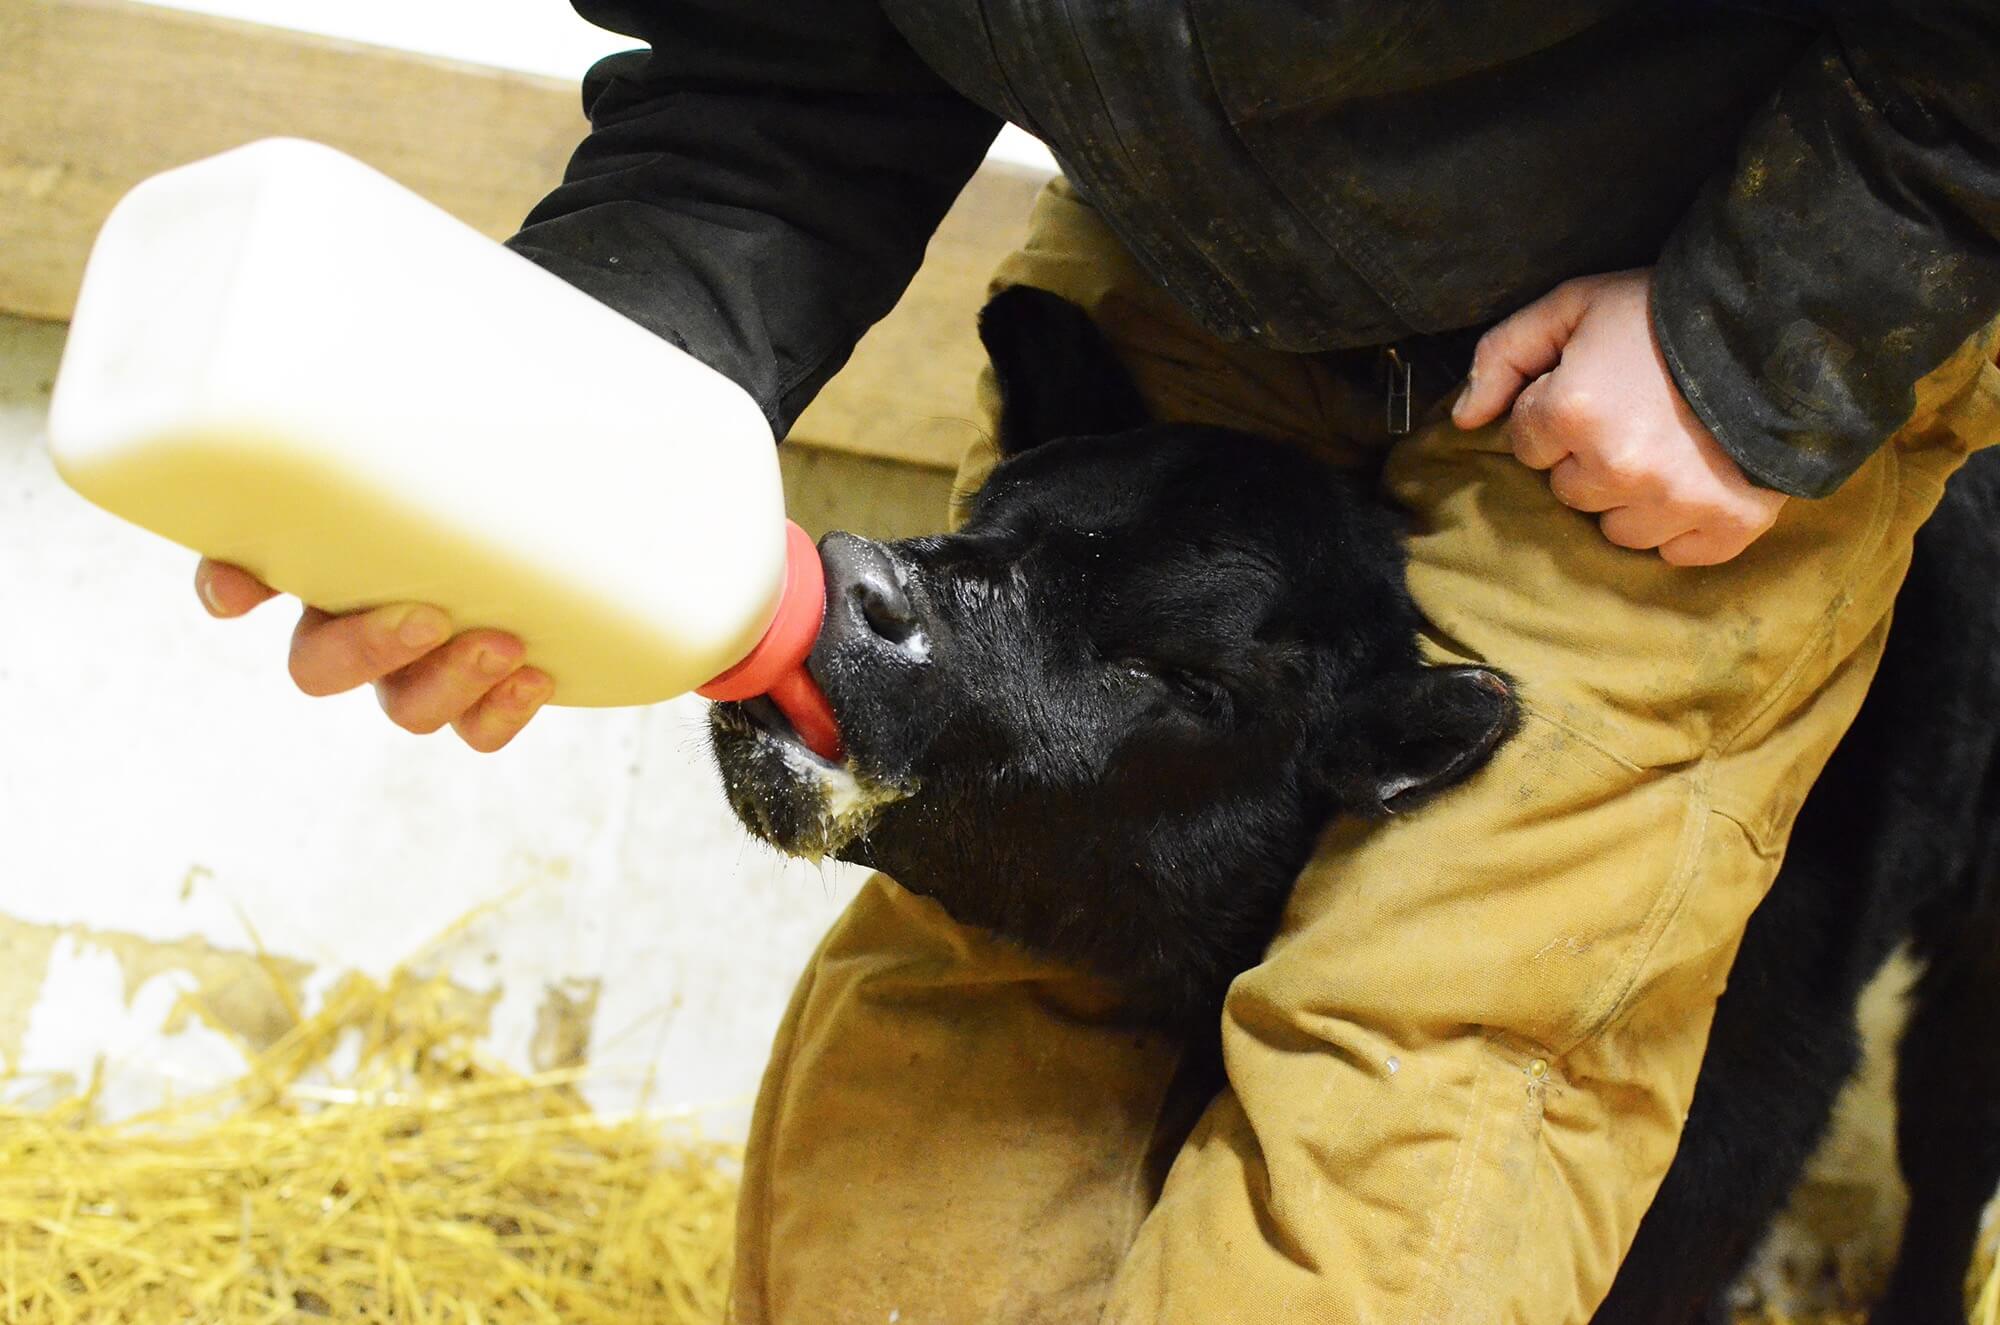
[47,138,840,758]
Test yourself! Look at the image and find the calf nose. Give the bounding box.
[818,531,925,658]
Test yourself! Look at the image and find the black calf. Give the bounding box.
[711,288,2000,1321]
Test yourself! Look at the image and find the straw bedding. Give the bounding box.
[0,969,736,1323]
[0,963,1991,1323]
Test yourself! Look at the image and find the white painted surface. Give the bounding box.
[0,317,868,1131]
[14,936,253,1120]
[135,0,1063,174]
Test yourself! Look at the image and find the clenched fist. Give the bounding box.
[1451,269,1786,567]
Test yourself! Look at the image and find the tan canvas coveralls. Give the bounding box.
[728,177,2000,1325]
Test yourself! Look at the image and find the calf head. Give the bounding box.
[709,287,1516,1024]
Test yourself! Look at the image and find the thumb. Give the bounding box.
[1452,278,1598,429]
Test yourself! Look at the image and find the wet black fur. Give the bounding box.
[712,286,1516,1025]
[711,287,2000,1321]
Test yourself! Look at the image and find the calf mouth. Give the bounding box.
[737,693,840,771]
[706,684,915,862]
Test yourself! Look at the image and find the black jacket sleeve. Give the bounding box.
[1652,5,2000,499]
[505,1,1001,437]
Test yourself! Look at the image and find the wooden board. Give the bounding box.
[0,0,1048,469]
[0,0,587,321]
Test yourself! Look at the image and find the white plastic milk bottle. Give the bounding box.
[47,139,839,757]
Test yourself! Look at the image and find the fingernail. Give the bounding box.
[510,672,553,706]
[393,605,450,648]
[198,575,227,615]
[477,646,514,677]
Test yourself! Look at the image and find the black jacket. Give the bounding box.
[508,1,2000,499]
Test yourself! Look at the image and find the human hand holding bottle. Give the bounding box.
[195,559,551,752]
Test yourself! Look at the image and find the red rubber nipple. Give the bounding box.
[696,521,844,762]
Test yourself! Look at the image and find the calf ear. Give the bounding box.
[1328,666,1518,816]
[977,285,1152,455]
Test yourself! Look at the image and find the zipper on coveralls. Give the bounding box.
[1383,346,1413,436]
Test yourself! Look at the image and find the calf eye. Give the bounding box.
[1117,659,1229,718]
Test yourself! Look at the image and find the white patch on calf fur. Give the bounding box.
[1732,947,1918,1317]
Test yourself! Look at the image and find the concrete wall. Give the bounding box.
[0,311,953,1134]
